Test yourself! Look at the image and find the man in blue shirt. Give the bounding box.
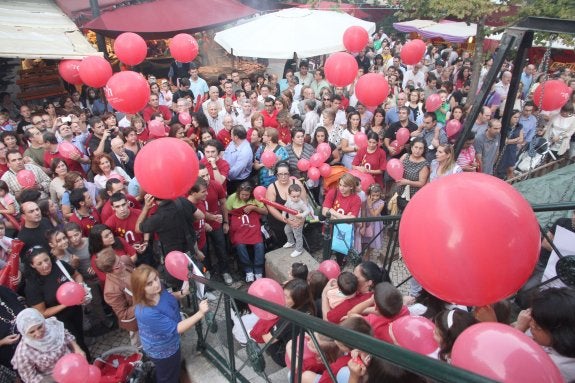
[520,64,535,99]
[519,101,537,146]
[188,63,209,101]
[223,125,253,195]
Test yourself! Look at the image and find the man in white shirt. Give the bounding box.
[402,63,425,89]
[202,86,224,115]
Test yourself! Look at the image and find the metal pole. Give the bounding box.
[89,0,108,58]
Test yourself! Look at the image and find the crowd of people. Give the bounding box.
[0,28,574,383]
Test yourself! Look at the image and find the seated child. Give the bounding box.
[283,184,311,258]
[326,271,358,309]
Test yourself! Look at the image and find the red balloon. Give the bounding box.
[79,56,113,88]
[53,353,89,383]
[400,39,426,65]
[452,323,564,383]
[58,60,83,85]
[425,94,442,112]
[355,73,390,107]
[248,278,286,320]
[308,167,320,181]
[261,151,278,168]
[178,112,191,125]
[56,282,85,306]
[324,52,359,87]
[389,316,438,355]
[319,163,332,178]
[253,186,267,201]
[134,137,199,199]
[399,173,540,306]
[169,34,199,63]
[58,142,81,160]
[354,132,368,149]
[148,120,166,138]
[318,260,340,280]
[85,365,101,383]
[297,158,310,172]
[343,26,369,53]
[396,128,410,146]
[309,153,324,168]
[104,71,151,114]
[16,170,35,188]
[348,169,375,192]
[114,32,147,66]
[165,251,190,281]
[386,158,404,181]
[390,140,401,151]
[533,80,572,111]
[316,143,332,159]
[445,119,462,138]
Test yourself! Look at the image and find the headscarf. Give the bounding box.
[15,308,65,352]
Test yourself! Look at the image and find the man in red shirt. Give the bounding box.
[142,94,172,122]
[216,115,233,149]
[100,178,142,223]
[43,132,88,175]
[199,140,229,187]
[68,187,101,236]
[261,97,278,128]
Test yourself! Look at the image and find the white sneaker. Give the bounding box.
[283,242,295,248]
[222,273,233,286]
[255,274,263,280]
[245,272,255,283]
[290,250,303,258]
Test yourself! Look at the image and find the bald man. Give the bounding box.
[202,86,224,115]
[110,137,135,178]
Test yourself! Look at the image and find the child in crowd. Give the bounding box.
[360,184,385,262]
[326,271,358,309]
[0,180,19,230]
[288,262,308,281]
[0,111,14,132]
[283,184,310,258]
[0,219,13,270]
[435,89,450,127]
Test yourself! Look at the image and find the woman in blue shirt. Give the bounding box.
[131,265,209,383]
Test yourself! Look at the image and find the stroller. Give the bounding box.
[94,346,154,383]
[514,136,556,175]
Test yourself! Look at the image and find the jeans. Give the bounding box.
[236,242,265,275]
[206,227,229,274]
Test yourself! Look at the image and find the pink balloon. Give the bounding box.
[178,112,191,125]
[533,80,572,111]
[165,251,189,281]
[445,119,462,138]
[104,71,151,114]
[324,52,359,87]
[79,56,113,88]
[308,167,320,181]
[349,169,375,192]
[253,186,267,201]
[85,365,101,383]
[58,142,81,160]
[318,260,340,280]
[248,278,286,320]
[389,316,438,355]
[16,169,35,188]
[114,32,147,66]
[58,60,83,85]
[396,128,410,146]
[56,282,85,306]
[452,323,564,383]
[53,353,89,383]
[261,151,278,168]
[169,34,199,63]
[425,94,442,112]
[400,39,426,65]
[309,153,324,168]
[386,158,404,181]
[390,140,401,151]
[343,26,369,53]
[148,120,166,138]
[317,143,332,159]
[355,73,390,107]
[319,163,332,178]
[297,158,310,172]
[354,132,368,149]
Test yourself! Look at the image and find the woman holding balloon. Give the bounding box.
[254,128,288,187]
[285,127,315,179]
[340,111,365,169]
[351,132,387,186]
[311,127,341,165]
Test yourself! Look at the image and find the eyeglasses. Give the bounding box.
[277,172,290,176]
[323,98,330,101]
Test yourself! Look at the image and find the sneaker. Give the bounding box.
[255,274,263,280]
[222,273,233,286]
[283,242,295,248]
[290,250,303,258]
[203,291,218,302]
[245,272,255,283]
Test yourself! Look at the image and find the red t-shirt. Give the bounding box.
[0,162,9,178]
[44,151,85,176]
[137,128,150,144]
[104,208,144,245]
[365,306,410,343]
[322,189,361,217]
[69,208,101,237]
[193,200,207,249]
[142,105,172,122]
[205,180,226,230]
[318,355,352,383]
[278,126,292,145]
[100,194,142,223]
[351,147,387,185]
[216,129,232,149]
[326,292,373,324]
[262,110,278,128]
[199,158,230,187]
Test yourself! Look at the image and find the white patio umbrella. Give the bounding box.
[214,8,376,59]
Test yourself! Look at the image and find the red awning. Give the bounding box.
[80,0,259,39]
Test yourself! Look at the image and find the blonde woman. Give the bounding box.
[429,144,462,182]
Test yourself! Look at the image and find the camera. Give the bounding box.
[61,116,71,123]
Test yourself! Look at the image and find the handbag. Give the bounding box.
[56,260,92,305]
[331,223,355,256]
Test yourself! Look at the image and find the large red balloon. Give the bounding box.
[399,173,540,306]
[324,52,359,87]
[114,32,147,66]
[396,128,410,146]
[178,112,191,125]
[533,80,572,111]
[56,282,85,306]
[165,251,190,281]
[354,132,368,149]
[253,186,267,201]
[134,137,198,199]
[425,94,442,112]
[355,73,390,107]
[389,316,438,355]
[386,158,404,181]
[445,119,462,138]
[104,71,151,114]
[261,151,278,168]
[16,170,35,188]
[452,323,564,383]
[400,39,426,65]
[58,60,83,85]
[318,260,340,280]
[79,56,113,88]
[58,142,81,160]
[169,34,199,63]
[248,278,286,320]
[53,353,89,383]
[343,26,369,53]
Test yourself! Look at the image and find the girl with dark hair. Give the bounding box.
[89,224,136,284]
[396,137,429,212]
[39,199,65,230]
[367,107,386,145]
[340,111,364,169]
[311,126,341,166]
[433,308,477,362]
[352,131,387,186]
